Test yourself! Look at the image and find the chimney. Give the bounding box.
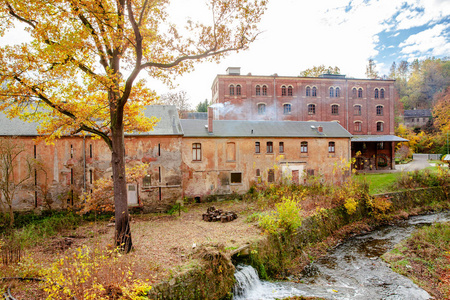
[317,125,323,133]
[226,67,241,75]
[208,106,213,133]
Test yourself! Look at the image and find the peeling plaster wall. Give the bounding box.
[181,136,350,200]
[2,135,183,213]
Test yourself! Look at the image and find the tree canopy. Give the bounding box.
[0,0,268,252]
[299,65,340,77]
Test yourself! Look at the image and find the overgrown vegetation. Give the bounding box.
[382,222,450,299]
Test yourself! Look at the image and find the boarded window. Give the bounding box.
[307,169,315,176]
[230,172,242,184]
[227,142,236,161]
[256,169,261,177]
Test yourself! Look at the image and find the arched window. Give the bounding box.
[354,121,362,132]
[236,84,241,96]
[312,86,317,97]
[262,85,268,96]
[335,87,340,97]
[229,85,235,95]
[352,88,357,98]
[374,88,379,99]
[376,121,384,132]
[329,87,334,98]
[281,85,287,96]
[306,86,311,97]
[331,104,339,115]
[358,88,363,98]
[258,103,266,115]
[301,141,308,153]
[354,105,362,115]
[283,103,291,114]
[380,88,385,99]
[308,104,316,115]
[255,85,261,96]
[287,86,293,96]
[376,105,383,116]
[328,141,335,153]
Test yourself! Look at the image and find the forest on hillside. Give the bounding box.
[384,58,449,157]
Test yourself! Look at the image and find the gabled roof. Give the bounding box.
[0,105,182,136]
[180,119,352,138]
[403,109,432,118]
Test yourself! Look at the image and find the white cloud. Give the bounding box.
[399,23,450,56]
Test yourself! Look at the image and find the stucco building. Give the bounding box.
[0,105,353,211]
[180,109,352,200]
[0,106,183,213]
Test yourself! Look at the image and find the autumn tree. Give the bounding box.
[299,65,340,77]
[433,87,450,132]
[158,90,192,118]
[365,59,379,79]
[0,138,33,227]
[0,0,267,252]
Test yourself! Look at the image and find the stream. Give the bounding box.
[233,211,450,300]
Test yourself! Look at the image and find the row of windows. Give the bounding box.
[255,141,335,154]
[229,85,386,99]
[192,141,337,161]
[257,103,385,116]
[353,121,384,132]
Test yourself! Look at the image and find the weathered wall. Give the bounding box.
[181,136,351,200]
[1,135,183,213]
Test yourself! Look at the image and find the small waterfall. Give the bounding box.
[232,265,262,299]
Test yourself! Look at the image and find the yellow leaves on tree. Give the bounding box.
[433,87,450,132]
[0,0,268,252]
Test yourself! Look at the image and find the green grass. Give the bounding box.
[354,172,402,195]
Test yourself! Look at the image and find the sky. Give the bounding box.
[1,0,449,108]
[155,0,450,107]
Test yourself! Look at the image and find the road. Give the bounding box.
[396,154,431,172]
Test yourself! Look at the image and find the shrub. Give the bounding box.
[258,196,302,234]
[43,245,152,299]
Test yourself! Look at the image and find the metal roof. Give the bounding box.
[0,105,182,136]
[351,135,408,142]
[180,119,352,138]
[442,154,450,162]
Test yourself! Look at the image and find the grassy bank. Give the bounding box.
[382,222,450,299]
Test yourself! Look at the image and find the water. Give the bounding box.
[233,211,450,300]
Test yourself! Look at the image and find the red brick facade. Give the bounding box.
[211,72,395,136]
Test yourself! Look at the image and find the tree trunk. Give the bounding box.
[8,202,14,228]
[111,124,132,253]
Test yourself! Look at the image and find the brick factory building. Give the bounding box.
[210,67,407,171]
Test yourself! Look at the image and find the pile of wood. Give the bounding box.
[202,206,238,223]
